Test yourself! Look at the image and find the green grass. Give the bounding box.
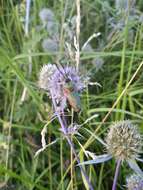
[0,0,143,189]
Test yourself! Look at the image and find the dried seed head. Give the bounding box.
[38,64,56,91]
[126,174,143,190]
[106,120,142,161]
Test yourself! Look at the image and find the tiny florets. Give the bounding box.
[49,66,84,110]
[38,64,56,90]
[106,120,142,161]
[126,174,143,190]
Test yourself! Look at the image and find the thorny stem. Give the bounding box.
[51,93,94,190]
[112,159,121,190]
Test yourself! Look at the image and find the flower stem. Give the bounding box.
[51,95,94,190]
[112,159,121,190]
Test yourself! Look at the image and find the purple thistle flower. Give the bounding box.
[126,174,143,190]
[39,8,55,23]
[38,64,84,111]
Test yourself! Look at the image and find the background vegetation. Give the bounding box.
[0,0,143,189]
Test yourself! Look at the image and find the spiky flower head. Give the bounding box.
[126,174,143,190]
[38,64,84,110]
[38,64,56,91]
[39,8,55,23]
[106,120,142,161]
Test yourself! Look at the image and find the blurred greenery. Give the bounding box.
[0,0,143,189]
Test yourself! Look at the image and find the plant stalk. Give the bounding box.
[112,159,121,190]
[51,93,94,190]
